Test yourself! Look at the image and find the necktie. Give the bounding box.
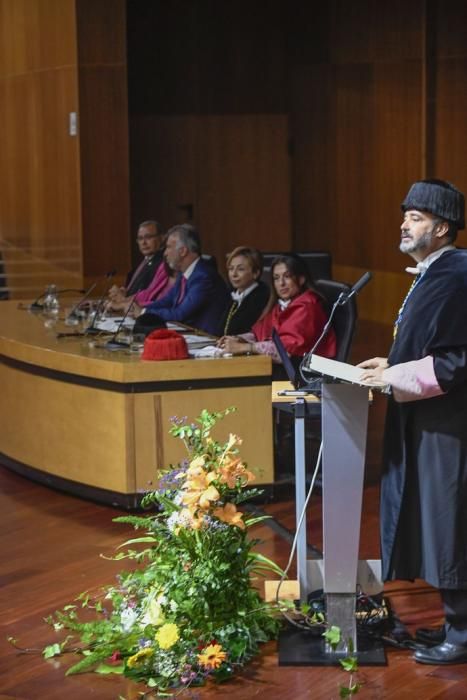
[177,276,187,304]
[126,257,149,293]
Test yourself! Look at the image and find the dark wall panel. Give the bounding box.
[76,0,131,281]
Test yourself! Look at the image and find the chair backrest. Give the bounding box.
[314,279,357,362]
[261,250,332,285]
[201,254,217,270]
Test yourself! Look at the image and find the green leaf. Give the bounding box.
[43,643,62,659]
[340,656,358,672]
[339,682,361,697]
[95,663,124,675]
[118,536,157,547]
[247,552,284,577]
[323,625,341,649]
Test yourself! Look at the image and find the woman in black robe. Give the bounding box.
[220,246,269,336]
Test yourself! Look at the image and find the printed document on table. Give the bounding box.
[94,317,135,333]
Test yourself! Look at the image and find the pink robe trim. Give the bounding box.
[135,264,174,306]
[382,355,445,403]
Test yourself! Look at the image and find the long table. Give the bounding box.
[0,302,273,507]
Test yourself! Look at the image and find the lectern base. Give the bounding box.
[278,627,387,666]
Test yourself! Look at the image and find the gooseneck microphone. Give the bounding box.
[84,268,117,335]
[339,271,372,304]
[28,288,86,311]
[104,297,137,350]
[65,270,117,324]
[300,271,372,378]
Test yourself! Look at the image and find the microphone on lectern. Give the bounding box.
[300,271,373,376]
[338,271,372,304]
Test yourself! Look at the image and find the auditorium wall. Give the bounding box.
[1,1,466,324]
[0,0,130,297]
[127,0,467,324]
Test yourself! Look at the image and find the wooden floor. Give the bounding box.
[1,321,467,699]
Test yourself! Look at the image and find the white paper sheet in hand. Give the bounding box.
[308,354,389,389]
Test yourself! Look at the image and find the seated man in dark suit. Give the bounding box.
[107,220,165,310]
[137,224,229,336]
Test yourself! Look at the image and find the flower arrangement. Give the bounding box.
[42,407,283,694]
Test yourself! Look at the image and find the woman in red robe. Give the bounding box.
[218,254,336,363]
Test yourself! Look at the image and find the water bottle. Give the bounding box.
[43,284,60,315]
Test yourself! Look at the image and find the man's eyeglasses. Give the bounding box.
[136,234,159,242]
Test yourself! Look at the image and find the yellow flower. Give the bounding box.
[142,595,165,626]
[213,502,245,529]
[198,484,220,510]
[190,455,206,469]
[226,433,242,449]
[127,647,154,668]
[197,643,227,669]
[155,622,180,649]
[184,465,209,491]
[181,490,202,508]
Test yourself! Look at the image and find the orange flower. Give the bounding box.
[213,502,245,529]
[218,458,255,488]
[197,643,227,669]
[181,484,220,513]
[182,462,217,493]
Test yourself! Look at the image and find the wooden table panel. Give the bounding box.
[0,301,273,505]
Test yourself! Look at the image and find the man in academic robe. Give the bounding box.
[138,224,229,336]
[107,220,165,308]
[359,179,467,665]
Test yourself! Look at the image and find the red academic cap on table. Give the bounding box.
[142,329,189,361]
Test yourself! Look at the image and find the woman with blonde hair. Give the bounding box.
[220,246,270,336]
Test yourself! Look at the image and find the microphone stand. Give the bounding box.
[22,288,86,312]
[65,270,117,323]
[64,282,98,324]
[298,291,350,385]
[84,269,117,336]
[104,297,138,350]
[299,271,372,384]
[56,270,117,339]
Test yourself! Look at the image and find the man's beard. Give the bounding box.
[399,227,434,254]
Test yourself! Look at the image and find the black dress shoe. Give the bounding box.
[414,641,467,665]
[415,625,446,646]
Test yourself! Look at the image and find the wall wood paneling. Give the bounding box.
[0,0,131,298]
[127,0,291,269]
[0,0,82,297]
[1,0,467,323]
[76,0,131,285]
